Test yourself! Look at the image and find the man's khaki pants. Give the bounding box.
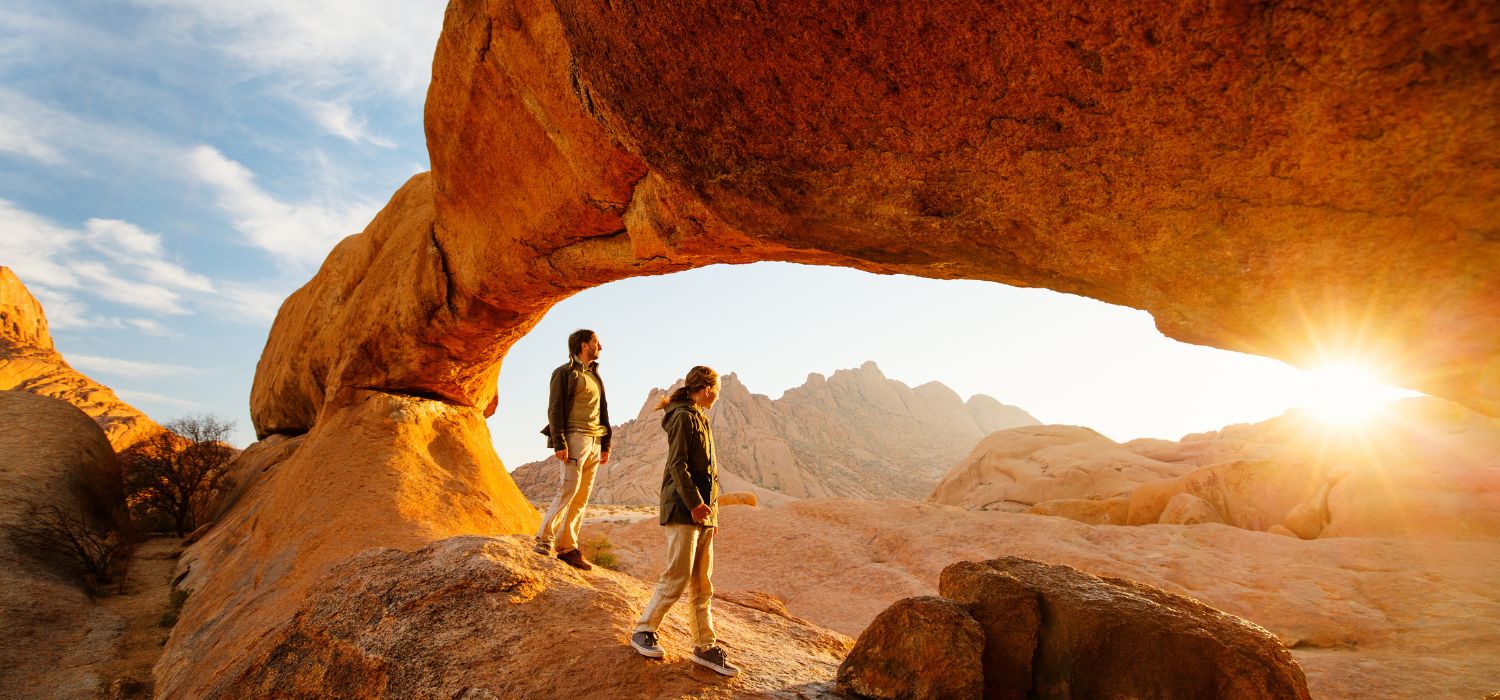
[534,432,601,553]
[634,523,716,650]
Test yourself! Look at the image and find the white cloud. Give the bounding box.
[202,282,287,324]
[115,388,204,409]
[186,145,377,268]
[67,260,191,315]
[0,112,64,164]
[308,99,396,148]
[0,198,258,328]
[0,86,179,172]
[128,0,445,100]
[84,219,216,292]
[71,354,201,378]
[0,198,79,288]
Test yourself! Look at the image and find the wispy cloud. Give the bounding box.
[0,86,179,172]
[115,388,205,410]
[0,198,264,328]
[308,99,397,148]
[127,0,444,100]
[127,0,443,146]
[71,354,201,378]
[186,145,377,268]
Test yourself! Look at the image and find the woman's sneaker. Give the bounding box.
[630,631,664,658]
[691,645,740,677]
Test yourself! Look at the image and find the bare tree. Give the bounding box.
[121,414,236,536]
[6,500,132,592]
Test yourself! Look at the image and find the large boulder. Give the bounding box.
[0,391,129,699]
[159,391,541,698]
[835,596,985,700]
[939,557,1311,699]
[840,555,1310,700]
[0,268,164,450]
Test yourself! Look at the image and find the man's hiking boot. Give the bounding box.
[557,548,593,571]
[532,541,552,556]
[691,645,740,677]
[630,631,664,659]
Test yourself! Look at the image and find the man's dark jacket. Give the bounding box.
[658,398,719,527]
[539,358,611,453]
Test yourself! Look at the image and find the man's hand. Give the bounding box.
[691,503,712,523]
[600,450,611,465]
[554,449,569,462]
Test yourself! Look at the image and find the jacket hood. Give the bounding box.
[660,398,696,428]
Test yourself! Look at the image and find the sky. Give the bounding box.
[0,1,1418,470]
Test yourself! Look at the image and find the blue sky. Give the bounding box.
[1,1,1416,469]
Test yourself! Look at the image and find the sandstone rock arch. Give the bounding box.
[163,1,1497,694]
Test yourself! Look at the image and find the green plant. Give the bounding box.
[158,586,190,628]
[582,535,622,571]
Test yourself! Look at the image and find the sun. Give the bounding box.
[1295,362,1413,426]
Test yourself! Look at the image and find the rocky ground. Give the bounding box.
[594,499,1500,700]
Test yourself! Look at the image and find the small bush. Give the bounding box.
[158,586,190,628]
[582,535,622,571]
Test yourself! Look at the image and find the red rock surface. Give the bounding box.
[0,267,164,450]
[835,596,985,700]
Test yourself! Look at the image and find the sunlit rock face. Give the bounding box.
[512,364,1038,504]
[178,535,850,699]
[0,267,164,450]
[260,0,1500,434]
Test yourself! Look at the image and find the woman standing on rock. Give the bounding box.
[629,365,739,677]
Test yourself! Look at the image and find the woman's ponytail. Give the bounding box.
[655,365,719,410]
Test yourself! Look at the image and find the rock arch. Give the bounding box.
[161,1,1497,694]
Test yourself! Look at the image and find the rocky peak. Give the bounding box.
[514,363,1041,503]
[0,268,164,450]
[0,266,54,352]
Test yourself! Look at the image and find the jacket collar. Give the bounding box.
[569,355,598,372]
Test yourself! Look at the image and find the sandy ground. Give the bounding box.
[88,537,181,698]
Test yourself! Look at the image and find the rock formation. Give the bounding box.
[0,391,129,700]
[927,425,1196,512]
[179,1,1499,696]
[0,268,165,451]
[840,558,1311,700]
[929,397,1500,540]
[596,499,1500,699]
[512,363,1038,504]
[184,534,851,698]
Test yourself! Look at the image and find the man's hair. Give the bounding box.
[568,329,596,357]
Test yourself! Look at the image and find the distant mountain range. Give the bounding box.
[511,361,1040,504]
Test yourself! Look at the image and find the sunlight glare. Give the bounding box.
[1296,363,1413,426]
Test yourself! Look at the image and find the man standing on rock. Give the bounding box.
[534,329,611,570]
[629,365,739,677]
